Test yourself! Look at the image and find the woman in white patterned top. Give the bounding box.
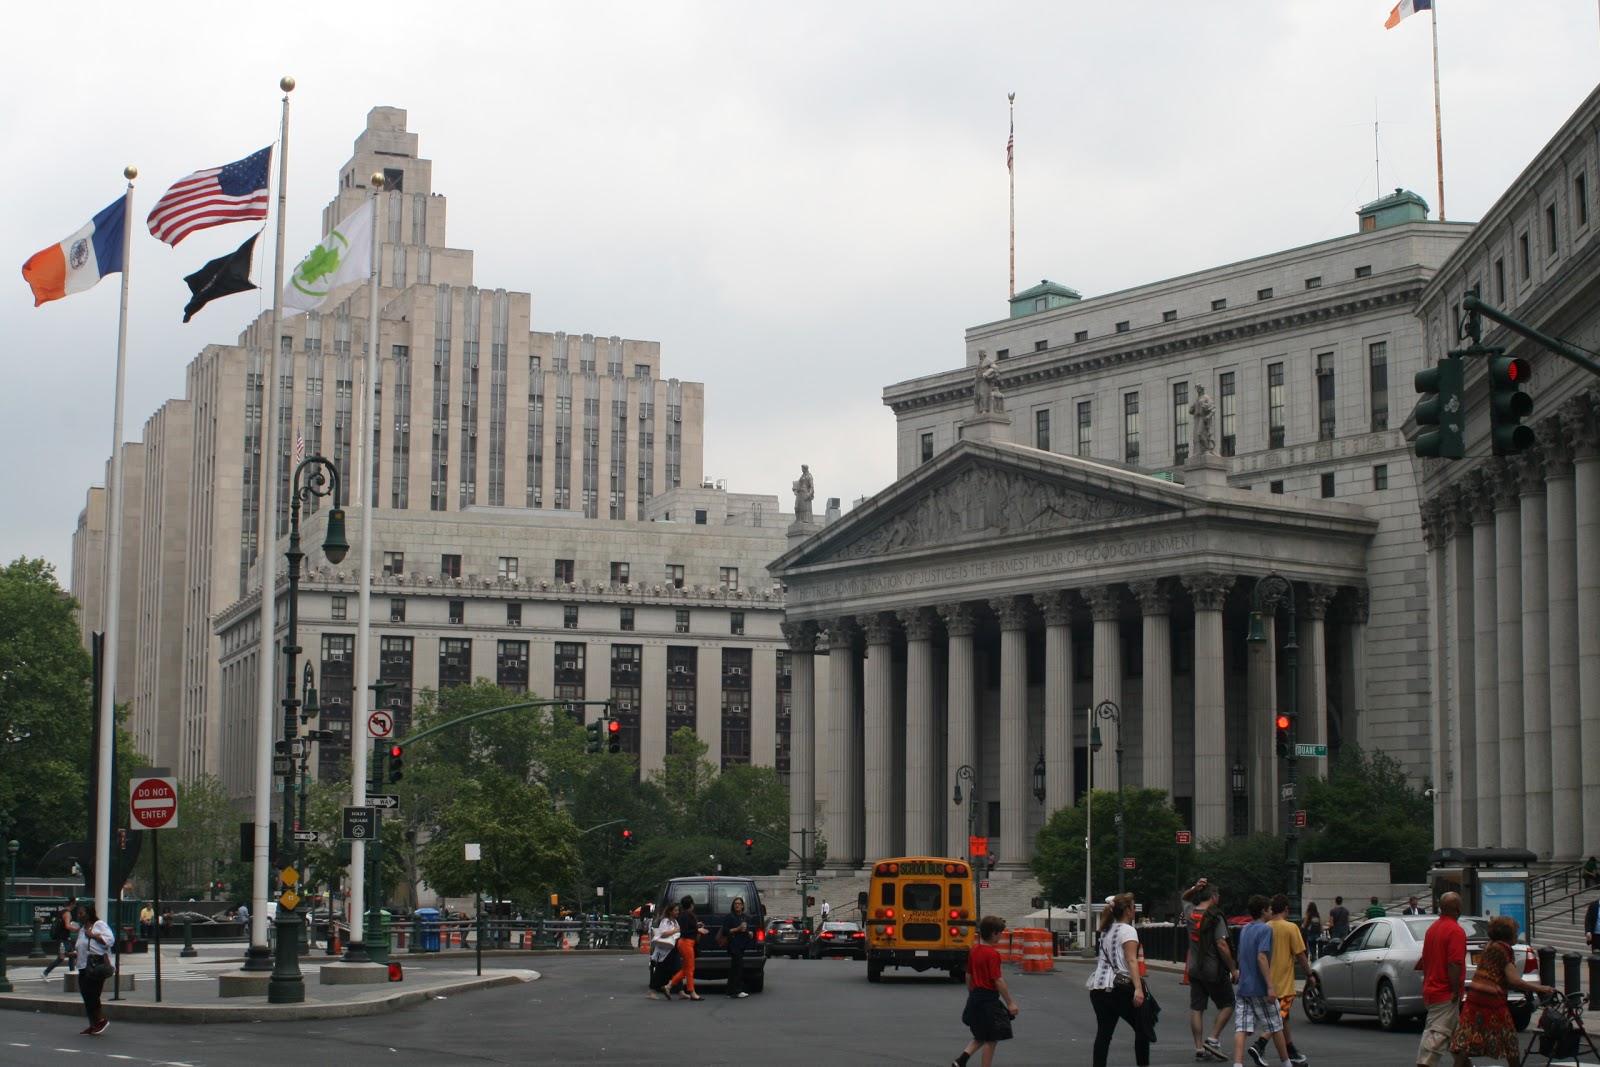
[1087,893,1149,1067]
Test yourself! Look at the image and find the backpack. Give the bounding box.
[50,914,68,942]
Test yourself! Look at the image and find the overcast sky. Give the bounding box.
[6,1,1599,577]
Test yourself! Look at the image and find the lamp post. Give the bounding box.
[1032,751,1046,806]
[269,454,348,1004]
[1246,571,1300,920]
[953,764,981,920]
[0,811,13,993]
[1092,700,1126,894]
[296,663,335,955]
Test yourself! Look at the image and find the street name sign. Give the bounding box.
[342,806,377,840]
[1295,743,1328,758]
[292,830,319,843]
[130,770,179,830]
[368,793,401,809]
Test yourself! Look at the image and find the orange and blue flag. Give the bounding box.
[1385,0,1431,29]
[21,197,127,306]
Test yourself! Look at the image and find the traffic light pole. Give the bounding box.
[1463,292,1600,376]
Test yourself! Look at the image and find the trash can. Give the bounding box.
[417,908,442,952]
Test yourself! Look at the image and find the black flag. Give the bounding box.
[182,232,259,322]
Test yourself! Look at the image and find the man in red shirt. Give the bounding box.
[1414,891,1466,1067]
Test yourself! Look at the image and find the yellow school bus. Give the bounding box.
[863,857,977,983]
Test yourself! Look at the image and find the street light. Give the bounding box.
[0,811,13,993]
[297,665,336,956]
[1246,571,1300,920]
[952,764,981,920]
[1093,700,1126,894]
[1032,750,1046,805]
[269,453,348,1004]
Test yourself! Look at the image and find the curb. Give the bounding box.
[0,970,536,1024]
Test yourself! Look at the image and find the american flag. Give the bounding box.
[293,425,305,466]
[147,146,272,247]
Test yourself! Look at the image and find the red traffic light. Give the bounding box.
[390,744,403,758]
[607,720,620,734]
[1504,356,1530,383]
[1275,714,1291,731]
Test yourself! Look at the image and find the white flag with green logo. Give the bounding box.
[283,201,373,314]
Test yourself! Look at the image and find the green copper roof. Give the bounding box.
[1008,279,1083,319]
[1357,188,1430,231]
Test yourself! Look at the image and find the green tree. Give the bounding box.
[1192,832,1293,915]
[1031,788,1185,909]
[1301,744,1434,882]
[415,775,580,904]
[131,774,240,900]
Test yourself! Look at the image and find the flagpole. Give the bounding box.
[1430,6,1446,221]
[1008,92,1016,298]
[345,172,384,962]
[249,75,294,970]
[93,166,137,922]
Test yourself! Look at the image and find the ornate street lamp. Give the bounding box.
[0,811,14,993]
[1032,750,1047,805]
[952,764,981,919]
[1094,701,1126,894]
[268,454,346,1004]
[1246,571,1300,920]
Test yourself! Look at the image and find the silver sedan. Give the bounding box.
[1301,915,1536,1031]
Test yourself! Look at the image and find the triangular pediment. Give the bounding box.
[781,443,1189,570]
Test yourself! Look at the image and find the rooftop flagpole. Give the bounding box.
[1430,5,1446,220]
[1008,92,1016,298]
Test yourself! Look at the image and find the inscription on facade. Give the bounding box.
[789,532,1198,605]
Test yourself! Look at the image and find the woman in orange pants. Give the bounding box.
[670,896,709,1000]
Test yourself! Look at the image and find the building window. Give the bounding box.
[995,348,1009,359]
[382,551,405,576]
[1077,401,1092,457]
[1577,172,1590,227]
[390,598,406,622]
[1354,265,1373,279]
[1305,276,1322,290]
[1373,464,1389,491]
[331,595,347,621]
[498,556,518,581]
[564,605,579,629]
[1123,391,1140,464]
[675,609,691,634]
[1162,310,1177,323]
[720,566,738,591]
[1034,340,1048,352]
[1219,372,1237,457]
[1074,330,1089,343]
[1211,298,1227,311]
[1316,352,1336,441]
[1267,362,1286,449]
[449,599,464,625]
[1270,480,1285,494]
[1520,232,1531,279]
[1115,321,1130,334]
[1495,257,1507,302]
[920,432,934,463]
[1546,204,1560,256]
[620,607,635,631]
[667,564,685,589]
[1035,409,1050,451]
[554,559,574,583]
[1368,341,1389,431]
[730,611,745,636]
[610,561,630,584]
[439,637,472,689]
[441,554,461,579]
[507,602,522,626]
[1172,381,1190,466]
[1257,287,1274,301]
[694,509,708,525]
[1321,472,1336,498]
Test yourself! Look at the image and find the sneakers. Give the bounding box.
[1289,1048,1309,1066]
[1247,1039,1267,1067]
[1200,1036,1227,1061]
[79,1027,94,1035]
[89,1019,109,1035]
[736,991,749,998]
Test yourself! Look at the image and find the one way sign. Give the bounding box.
[368,794,401,809]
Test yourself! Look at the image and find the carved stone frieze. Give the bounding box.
[1536,414,1576,477]
[1464,470,1497,525]
[1564,393,1600,459]
[1512,450,1547,497]
[1487,457,1521,511]
[861,611,897,645]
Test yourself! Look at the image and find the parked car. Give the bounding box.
[1302,915,1537,1032]
[809,920,866,960]
[766,918,808,959]
[654,875,768,993]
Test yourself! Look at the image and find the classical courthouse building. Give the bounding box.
[70,108,792,806]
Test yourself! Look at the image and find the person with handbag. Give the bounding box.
[1088,893,1151,1067]
[645,902,681,1001]
[950,914,1019,1067]
[74,903,116,1036]
[668,896,708,1000]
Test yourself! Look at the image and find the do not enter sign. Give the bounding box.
[130,771,179,830]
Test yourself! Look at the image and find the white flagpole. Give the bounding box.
[347,172,384,959]
[250,76,295,961]
[1430,5,1446,221]
[1008,92,1016,299]
[93,166,138,921]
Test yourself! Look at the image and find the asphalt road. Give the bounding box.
[0,954,1546,1066]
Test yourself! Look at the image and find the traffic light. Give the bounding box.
[607,719,622,754]
[586,718,605,754]
[388,744,404,783]
[622,828,633,849]
[274,739,290,755]
[744,838,754,856]
[1413,357,1465,459]
[1275,713,1292,758]
[1487,354,1535,455]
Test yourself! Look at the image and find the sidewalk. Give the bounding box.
[0,943,541,1023]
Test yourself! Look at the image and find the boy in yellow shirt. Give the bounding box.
[1249,893,1316,1067]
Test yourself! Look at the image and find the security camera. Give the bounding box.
[1423,788,1436,798]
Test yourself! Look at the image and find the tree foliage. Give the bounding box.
[131,774,240,901]
[1300,744,1434,882]
[1192,833,1295,915]
[1032,788,1186,909]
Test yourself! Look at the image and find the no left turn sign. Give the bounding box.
[368,709,394,738]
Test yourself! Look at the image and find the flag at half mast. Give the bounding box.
[1384,0,1431,29]
[282,200,373,315]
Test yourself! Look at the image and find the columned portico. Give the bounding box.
[1184,574,1232,842]
[781,620,818,864]
[1130,580,1172,798]
[992,596,1030,870]
[862,612,897,863]
[940,602,977,862]
[898,607,939,856]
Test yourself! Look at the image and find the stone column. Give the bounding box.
[1300,584,1336,752]
[780,621,818,869]
[1424,497,1453,845]
[1446,487,1478,845]
[862,612,897,863]
[1489,459,1526,849]
[1341,587,1370,752]
[1246,610,1278,835]
[1130,580,1173,797]
[1570,394,1600,854]
[1184,574,1233,840]
[898,607,938,857]
[1468,470,1501,847]
[1083,585,1123,791]
[939,602,978,860]
[826,616,862,869]
[1514,452,1551,859]
[991,596,1030,869]
[1033,590,1075,815]
[1539,414,1581,860]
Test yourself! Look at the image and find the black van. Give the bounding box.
[655,875,768,993]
